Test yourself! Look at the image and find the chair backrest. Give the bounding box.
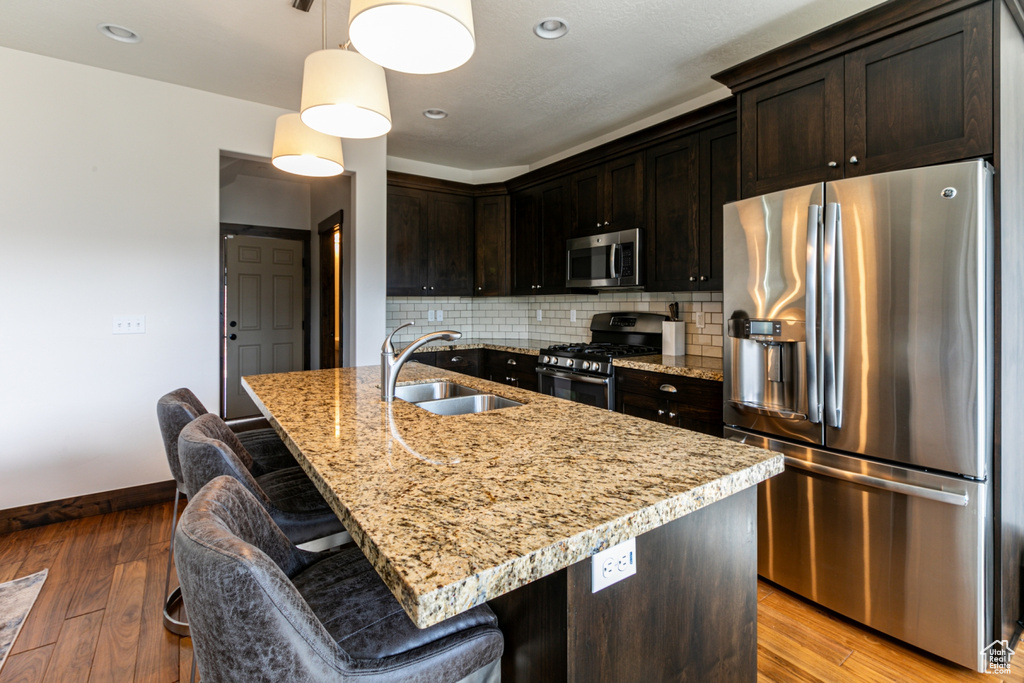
[174,476,351,681]
[178,413,263,502]
[156,388,209,487]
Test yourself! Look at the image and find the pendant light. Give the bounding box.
[348,0,475,75]
[300,0,392,139]
[271,113,345,177]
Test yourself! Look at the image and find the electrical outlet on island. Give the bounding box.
[591,537,637,592]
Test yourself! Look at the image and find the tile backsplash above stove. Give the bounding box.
[385,291,724,358]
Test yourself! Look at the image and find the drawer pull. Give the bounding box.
[450,356,463,362]
[658,409,666,416]
[669,412,677,419]
[659,384,678,393]
[507,359,517,366]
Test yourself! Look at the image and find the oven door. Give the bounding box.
[536,367,613,410]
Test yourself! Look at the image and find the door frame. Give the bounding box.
[219,223,311,417]
[318,211,343,370]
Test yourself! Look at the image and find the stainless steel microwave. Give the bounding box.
[565,228,643,288]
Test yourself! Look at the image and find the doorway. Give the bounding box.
[220,223,311,419]
[318,210,343,369]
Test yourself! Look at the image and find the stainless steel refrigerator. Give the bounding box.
[723,159,994,671]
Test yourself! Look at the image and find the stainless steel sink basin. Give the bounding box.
[394,381,481,403]
[415,394,523,416]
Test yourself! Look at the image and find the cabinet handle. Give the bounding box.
[537,285,542,289]
[659,384,678,393]
[603,221,610,226]
[699,276,707,282]
[669,412,677,419]
[531,285,537,289]
[658,409,666,416]
[689,276,697,282]
[849,156,859,165]
[422,286,427,290]
[596,222,602,228]
[430,286,434,290]
[450,356,463,362]
[507,359,517,366]
[828,161,838,168]
[477,286,482,291]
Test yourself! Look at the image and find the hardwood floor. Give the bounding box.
[0,500,1020,682]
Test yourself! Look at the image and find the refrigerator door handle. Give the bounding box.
[805,204,821,424]
[823,202,844,428]
[783,456,969,507]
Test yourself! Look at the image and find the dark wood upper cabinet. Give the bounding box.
[843,4,993,177]
[726,2,993,198]
[739,58,845,197]
[385,186,430,295]
[646,119,736,292]
[645,134,701,292]
[511,177,569,294]
[386,184,474,296]
[570,153,644,237]
[474,194,509,296]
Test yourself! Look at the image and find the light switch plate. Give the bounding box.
[428,310,435,322]
[570,309,576,322]
[592,537,636,593]
[695,311,706,328]
[436,309,443,321]
[536,309,543,322]
[113,315,146,335]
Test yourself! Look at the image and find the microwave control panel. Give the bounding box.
[619,243,634,277]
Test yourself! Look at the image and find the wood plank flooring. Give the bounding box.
[0,500,1020,682]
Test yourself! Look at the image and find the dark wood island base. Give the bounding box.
[489,487,757,682]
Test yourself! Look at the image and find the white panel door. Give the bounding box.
[224,234,303,418]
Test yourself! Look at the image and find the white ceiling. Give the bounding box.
[0,0,886,172]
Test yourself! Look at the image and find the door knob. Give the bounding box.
[229,321,237,327]
[228,333,237,340]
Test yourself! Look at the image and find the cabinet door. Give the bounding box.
[570,165,604,238]
[538,177,570,293]
[510,188,540,295]
[617,391,672,425]
[739,57,845,197]
[386,186,430,295]
[699,121,737,291]
[645,133,701,292]
[428,193,474,296]
[605,153,644,230]
[474,194,509,296]
[436,348,481,376]
[844,4,992,177]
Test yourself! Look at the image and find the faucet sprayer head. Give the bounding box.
[441,331,463,342]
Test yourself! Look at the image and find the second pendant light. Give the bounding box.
[300,48,392,139]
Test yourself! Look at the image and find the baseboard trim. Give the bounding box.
[0,480,177,535]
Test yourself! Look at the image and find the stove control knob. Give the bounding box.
[581,361,591,370]
[566,359,575,367]
[542,356,551,364]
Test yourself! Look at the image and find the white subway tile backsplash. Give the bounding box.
[384,290,724,356]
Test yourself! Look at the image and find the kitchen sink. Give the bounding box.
[394,381,481,403]
[415,394,523,416]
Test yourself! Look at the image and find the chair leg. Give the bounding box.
[162,488,190,636]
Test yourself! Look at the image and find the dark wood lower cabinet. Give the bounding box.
[486,351,538,391]
[616,367,724,437]
[488,487,757,682]
[435,348,481,376]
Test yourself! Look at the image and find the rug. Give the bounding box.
[0,569,47,672]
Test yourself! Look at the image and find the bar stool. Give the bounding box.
[175,476,503,683]
[155,388,296,635]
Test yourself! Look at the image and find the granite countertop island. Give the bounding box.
[243,363,779,631]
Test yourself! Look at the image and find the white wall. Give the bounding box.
[221,174,311,230]
[0,46,387,509]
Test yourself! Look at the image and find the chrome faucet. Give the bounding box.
[381,322,462,401]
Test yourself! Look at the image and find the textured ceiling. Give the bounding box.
[0,0,886,171]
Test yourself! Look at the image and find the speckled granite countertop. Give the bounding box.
[415,339,724,381]
[243,364,780,628]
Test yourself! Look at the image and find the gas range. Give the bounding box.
[535,312,668,409]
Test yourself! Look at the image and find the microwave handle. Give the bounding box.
[609,243,622,279]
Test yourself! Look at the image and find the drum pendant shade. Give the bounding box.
[300,49,392,139]
[271,113,345,177]
[348,0,475,75]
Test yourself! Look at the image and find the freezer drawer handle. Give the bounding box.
[783,456,969,507]
[727,400,807,421]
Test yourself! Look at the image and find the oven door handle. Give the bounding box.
[536,367,612,385]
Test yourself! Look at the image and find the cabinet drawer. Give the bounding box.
[410,351,437,367]
[435,348,482,376]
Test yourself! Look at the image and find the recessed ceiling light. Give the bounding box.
[533,18,568,40]
[98,23,141,44]
[423,109,448,120]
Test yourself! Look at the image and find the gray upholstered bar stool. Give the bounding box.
[175,476,503,683]
[156,388,296,635]
[178,413,348,547]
